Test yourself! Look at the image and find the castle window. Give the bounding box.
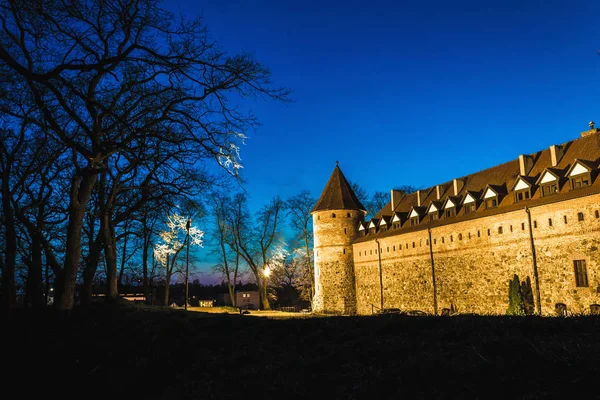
[410,216,419,226]
[393,246,395,251]
[564,215,568,224]
[514,189,531,203]
[412,242,415,248]
[541,183,558,196]
[370,250,372,255]
[477,230,480,237]
[571,174,591,189]
[487,229,491,236]
[468,232,471,239]
[434,239,437,245]
[359,251,361,256]
[375,249,378,254]
[464,203,476,215]
[347,213,351,218]
[406,243,408,249]
[498,227,503,234]
[426,239,429,245]
[548,218,552,227]
[485,197,498,209]
[522,222,525,230]
[596,210,599,219]
[578,212,584,222]
[510,225,513,232]
[344,228,347,234]
[429,213,438,222]
[387,247,389,252]
[445,208,456,218]
[574,260,588,287]
[318,216,320,220]
[534,221,537,228]
[380,227,387,233]
[442,237,445,243]
[343,248,346,254]
[332,213,336,218]
[450,235,453,242]
[458,233,463,240]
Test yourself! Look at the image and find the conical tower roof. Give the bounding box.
[311,163,366,213]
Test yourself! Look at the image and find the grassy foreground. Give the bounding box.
[4,302,600,399]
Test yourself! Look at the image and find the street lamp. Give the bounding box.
[184,218,191,311]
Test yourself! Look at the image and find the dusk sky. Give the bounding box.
[169,0,600,280]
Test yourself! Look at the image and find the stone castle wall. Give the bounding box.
[352,194,600,315]
[313,209,365,314]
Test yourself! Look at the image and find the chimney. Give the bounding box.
[518,154,534,176]
[581,120,600,138]
[390,189,405,210]
[549,145,564,167]
[435,185,443,200]
[416,190,423,207]
[453,178,463,196]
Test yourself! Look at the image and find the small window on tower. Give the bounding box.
[578,212,584,222]
[332,213,336,218]
[548,218,553,227]
[522,222,525,230]
[344,228,347,234]
[347,212,351,218]
[498,227,503,234]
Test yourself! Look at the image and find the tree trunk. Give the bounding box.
[0,174,16,309]
[163,254,171,306]
[80,234,103,306]
[142,220,150,304]
[57,171,97,311]
[304,229,314,309]
[102,214,118,301]
[118,219,129,287]
[27,231,45,310]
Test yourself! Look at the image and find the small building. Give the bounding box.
[198,299,215,307]
[236,291,260,310]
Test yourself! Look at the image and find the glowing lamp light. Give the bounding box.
[263,267,271,278]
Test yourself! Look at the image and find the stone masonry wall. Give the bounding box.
[352,194,600,315]
[313,209,364,314]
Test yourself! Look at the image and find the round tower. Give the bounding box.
[311,163,366,315]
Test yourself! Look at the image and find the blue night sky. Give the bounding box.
[169,0,600,279]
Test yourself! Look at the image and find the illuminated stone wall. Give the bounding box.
[312,209,365,314]
[352,194,600,316]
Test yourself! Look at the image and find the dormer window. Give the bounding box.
[462,192,477,215]
[443,198,457,218]
[426,203,440,222]
[391,214,402,230]
[408,209,420,227]
[537,170,559,197]
[513,177,531,203]
[568,161,593,190]
[571,174,591,189]
[483,187,499,209]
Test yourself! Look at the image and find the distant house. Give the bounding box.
[236,291,260,310]
[198,299,215,307]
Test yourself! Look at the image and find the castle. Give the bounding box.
[311,123,600,316]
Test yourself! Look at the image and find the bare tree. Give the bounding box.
[0,0,289,310]
[286,190,316,308]
[226,194,285,310]
[209,191,242,307]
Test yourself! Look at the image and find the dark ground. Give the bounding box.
[4,302,600,399]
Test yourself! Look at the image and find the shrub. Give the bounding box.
[507,274,525,316]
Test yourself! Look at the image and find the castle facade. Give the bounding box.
[311,124,600,315]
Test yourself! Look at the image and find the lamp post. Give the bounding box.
[184,218,191,311]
